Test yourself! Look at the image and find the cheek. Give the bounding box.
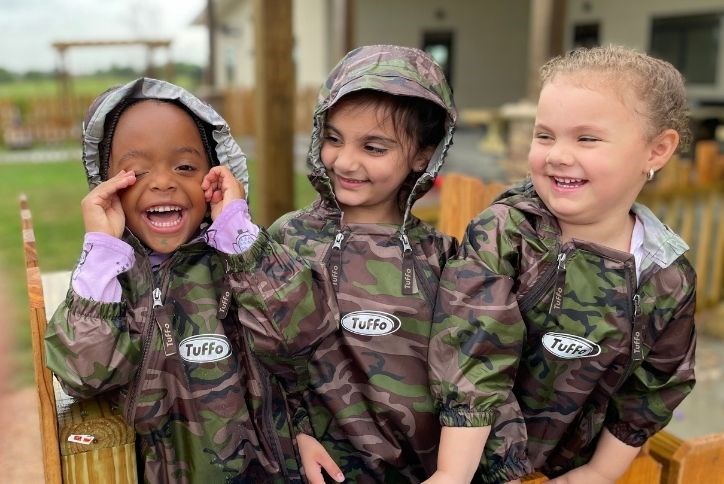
[320,146,334,168]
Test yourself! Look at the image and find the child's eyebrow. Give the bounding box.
[175,146,204,157]
[117,149,150,164]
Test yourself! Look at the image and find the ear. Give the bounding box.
[412,146,436,172]
[646,129,680,173]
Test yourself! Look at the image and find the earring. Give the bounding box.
[647,168,655,181]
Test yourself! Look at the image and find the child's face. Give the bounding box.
[321,101,426,224]
[529,74,655,235]
[108,100,211,253]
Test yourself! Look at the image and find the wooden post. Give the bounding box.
[525,0,566,102]
[207,0,217,88]
[20,194,63,484]
[253,0,295,226]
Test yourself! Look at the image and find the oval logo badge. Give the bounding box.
[179,335,232,363]
[341,311,401,336]
[542,332,601,359]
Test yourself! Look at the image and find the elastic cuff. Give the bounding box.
[66,288,126,320]
[605,422,649,447]
[439,407,495,427]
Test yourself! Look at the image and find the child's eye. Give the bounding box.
[578,136,600,143]
[323,133,341,144]
[364,145,387,155]
[177,164,198,172]
[133,170,149,178]
[533,132,553,142]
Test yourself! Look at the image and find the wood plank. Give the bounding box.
[20,194,63,484]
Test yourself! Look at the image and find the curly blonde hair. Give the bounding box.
[540,45,691,151]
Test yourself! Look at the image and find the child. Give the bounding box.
[44,77,339,483]
[428,45,697,483]
[268,45,459,482]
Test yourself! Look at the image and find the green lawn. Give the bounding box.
[0,74,200,102]
[0,157,316,387]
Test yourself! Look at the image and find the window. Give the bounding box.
[422,31,454,86]
[573,23,600,48]
[650,13,721,85]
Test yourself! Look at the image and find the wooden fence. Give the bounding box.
[0,85,320,148]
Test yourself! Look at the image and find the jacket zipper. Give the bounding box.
[612,263,644,392]
[324,230,346,292]
[125,264,170,424]
[548,252,568,316]
[400,233,417,296]
[403,233,435,303]
[518,245,568,314]
[257,361,288,479]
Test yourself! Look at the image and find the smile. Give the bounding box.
[553,176,587,188]
[144,205,185,229]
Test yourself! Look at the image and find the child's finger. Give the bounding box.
[91,170,136,202]
[317,455,344,483]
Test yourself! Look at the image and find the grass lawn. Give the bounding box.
[0,156,317,387]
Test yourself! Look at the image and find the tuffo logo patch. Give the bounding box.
[179,335,232,363]
[542,332,601,359]
[341,311,401,336]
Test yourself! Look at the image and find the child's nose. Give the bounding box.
[150,171,177,191]
[545,144,574,166]
[332,146,358,172]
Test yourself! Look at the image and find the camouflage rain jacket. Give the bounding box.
[44,78,333,483]
[268,45,458,482]
[430,182,697,481]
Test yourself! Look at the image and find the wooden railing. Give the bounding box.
[20,195,137,484]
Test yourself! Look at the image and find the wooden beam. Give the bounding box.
[253,0,295,226]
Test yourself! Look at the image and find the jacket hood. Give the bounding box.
[307,45,457,228]
[496,181,689,272]
[81,77,248,194]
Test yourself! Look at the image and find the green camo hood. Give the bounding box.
[307,45,457,228]
[80,77,248,194]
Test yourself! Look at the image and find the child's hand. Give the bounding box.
[81,170,136,238]
[201,166,246,221]
[297,433,344,483]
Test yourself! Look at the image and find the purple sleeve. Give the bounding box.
[206,199,260,254]
[71,232,135,303]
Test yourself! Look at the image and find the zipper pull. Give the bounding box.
[217,278,232,320]
[548,252,567,316]
[152,287,163,308]
[631,294,644,361]
[326,231,345,291]
[400,233,416,295]
[152,288,176,356]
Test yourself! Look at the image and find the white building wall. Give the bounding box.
[214,0,254,88]
[354,0,531,109]
[565,0,724,102]
[293,0,331,88]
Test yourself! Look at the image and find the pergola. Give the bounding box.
[52,39,174,96]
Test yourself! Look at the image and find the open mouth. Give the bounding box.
[145,205,184,228]
[552,176,587,188]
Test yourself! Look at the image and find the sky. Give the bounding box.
[0,0,208,73]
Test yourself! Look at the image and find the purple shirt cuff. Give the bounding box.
[71,232,135,303]
[206,199,259,254]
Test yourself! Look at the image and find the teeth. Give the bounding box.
[554,177,583,184]
[147,205,181,213]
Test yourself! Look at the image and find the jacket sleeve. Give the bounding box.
[606,263,697,446]
[223,229,339,388]
[44,288,142,398]
[429,206,527,428]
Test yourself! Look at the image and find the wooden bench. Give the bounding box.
[20,194,138,484]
